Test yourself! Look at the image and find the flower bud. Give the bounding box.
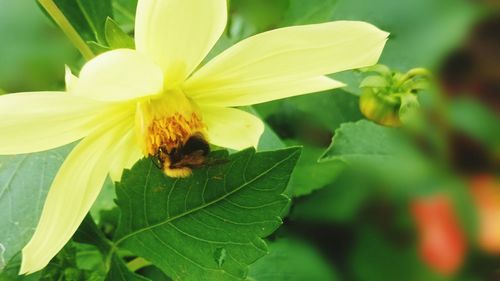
[359,88,401,127]
[399,93,420,124]
[358,65,430,127]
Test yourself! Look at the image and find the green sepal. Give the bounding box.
[399,93,420,124]
[105,17,135,50]
[87,41,111,54]
[360,75,389,88]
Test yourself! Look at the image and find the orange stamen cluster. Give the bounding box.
[145,112,204,156]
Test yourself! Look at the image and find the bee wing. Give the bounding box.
[170,150,207,169]
[205,158,231,166]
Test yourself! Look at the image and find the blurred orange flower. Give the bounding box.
[411,196,466,276]
[471,174,500,254]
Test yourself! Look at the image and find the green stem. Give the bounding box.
[38,0,95,60]
[104,244,118,272]
[127,257,152,272]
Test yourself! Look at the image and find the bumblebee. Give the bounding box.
[152,133,210,178]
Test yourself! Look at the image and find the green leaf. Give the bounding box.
[111,0,137,32]
[136,266,172,281]
[74,215,112,255]
[320,120,435,194]
[288,144,345,197]
[113,148,301,281]
[50,0,113,44]
[281,0,337,25]
[243,106,286,151]
[77,0,113,43]
[255,90,363,139]
[248,239,339,281]
[320,120,411,163]
[258,124,286,151]
[106,256,150,281]
[0,145,72,269]
[90,177,116,223]
[87,41,111,55]
[290,90,363,132]
[291,168,370,223]
[230,0,288,32]
[74,243,106,275]
[105,17,135,49]
[0,254,41,281]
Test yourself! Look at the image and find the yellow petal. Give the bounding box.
[0,92,106,155]
[135,0,227,87]
[74,49,164,101]
[188,76,345,107]
[64,65,78,92]
[201,106,264,150]
[185,21,389,105]
[20,113,134,275]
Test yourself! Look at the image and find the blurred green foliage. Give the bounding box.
[248,238,339,281]
[0,1,75,92]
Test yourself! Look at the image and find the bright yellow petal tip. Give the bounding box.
[185,21,388,107]
[135,0,227,86]
[201,106,265,150]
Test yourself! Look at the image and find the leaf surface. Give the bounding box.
[52,0,113,44]
[281,0,337,26]
[106,255,150,281]
[0,145,72,269]
[320,120,437,193]
[248,238,339,281]
[320,120,409,163]
[113,148,301,281]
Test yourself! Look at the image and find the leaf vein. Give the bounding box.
[115,151,297,245]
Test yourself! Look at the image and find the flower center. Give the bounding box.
[135,89,208,178]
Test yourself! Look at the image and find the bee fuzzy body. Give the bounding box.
[152,133,211,178]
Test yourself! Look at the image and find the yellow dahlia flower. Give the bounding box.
[0,0,388,274]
